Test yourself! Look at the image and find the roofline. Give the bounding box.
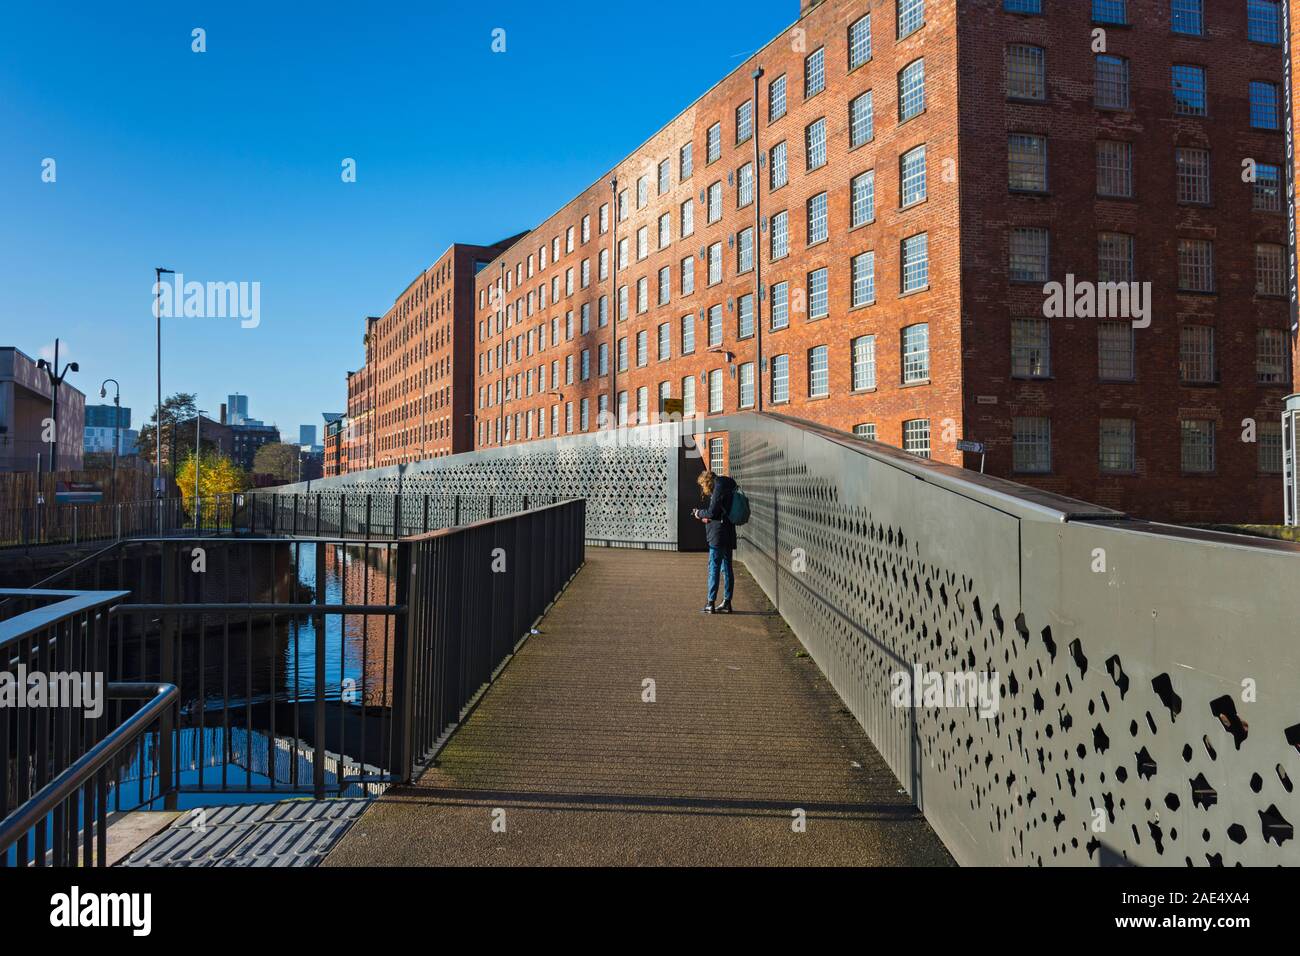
[470,3,811,283]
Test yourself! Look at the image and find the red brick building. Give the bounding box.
[466,0,1290,523]
[341,239,521,471]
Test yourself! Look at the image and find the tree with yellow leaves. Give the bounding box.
[177,450,248,528]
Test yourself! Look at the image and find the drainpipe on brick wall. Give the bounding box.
[752,66,765,413]
[497,261,506,446]
[609,175,619,428]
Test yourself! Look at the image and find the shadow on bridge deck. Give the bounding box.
[324,548,953,866]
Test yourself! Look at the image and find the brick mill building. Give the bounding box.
[340,238,521,471]
[337,0,1292,525]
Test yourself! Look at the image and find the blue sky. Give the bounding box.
[0,0,797,440]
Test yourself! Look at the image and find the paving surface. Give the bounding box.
[121,799,370,867]
[325,548,953,867]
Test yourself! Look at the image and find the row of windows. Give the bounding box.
[1010,136,1285,214]
[1006,227,1287,296]
[1005,0,1282,46]
[1012,319,1288,385]
[1005,43,1284,129]
[1007,415,1282,476]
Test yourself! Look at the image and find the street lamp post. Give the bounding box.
[99,378,121,503]
[35,338,79,474]
[154,267,174,501]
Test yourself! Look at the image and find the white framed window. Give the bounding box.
[1097,321,1135,381]
[903,419,930,458]
[681,255,695,295]
[1171,0,1203,35]
[900,145,927,206]
[738,362,755,409]
[805,47,825,97]
[1178,238,1214,292]
[901,232,929,292]
[707,242,723,285]
[1247,0,1282,44]
[1180,419,1215,473]
[770,141,788,190]
[1257,328,1287,383]
[1250,81,1281,128]
[708,303,723,347]
[681,313,696,355]
[1006,44,1045,100]
[1176,148,1211,204]
[853,423,877,440]
[737,162,754,207]
[636,329,648,367]
[709,437,724,473]
[1011,316,1050,378]
[849,91,874,147]
[1096,140,1133,198]
[659,213,672,249]
[1013,417,1051,473]
[851,170,875,226]
[658,322,671,361]
[1099,418,1136,473]
[1008,134,1047,192]
[899,59,926,120]
[808,345,829,397]
[707,123,722,163]
[738,227,754,273]
[769,74,787,122]
[771,353,790,403]
[1172,64,1207,116]
[1260,422,1284,473]
[1256,243,1286,296]
[1179,325,1215,383]
[708,368,724,413]
[738,293,755,338]
[851,251,875,307]
[736,99,753,144]
[851,334,876,390]
[708,181,723,223]
[1094,55,1130,109]
[849,13,872,67]
[1009,227,1049,282]
[1253,162,1283,211]
[771,209,790,260]
[658,265,672,305]
[806,118,827,169]
[898,0,925,38]
[681,198,694,238]
[902,323,929,382]
[658,158,671,195]
[770,281,789,331]
[682,375,696,416]
[1097,232,1134,283]
[808,267,829,319]
[680,142,693,180]
[807,192,828,244]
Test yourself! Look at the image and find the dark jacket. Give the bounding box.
[701,475,738,551]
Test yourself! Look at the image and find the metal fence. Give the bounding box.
[0,498,586,866]
[0,587,177,867]
[396,498,586,770]
[724,411,1300,867]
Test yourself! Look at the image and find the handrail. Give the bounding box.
[0,682,178,863]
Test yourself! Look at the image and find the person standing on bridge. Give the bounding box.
[694,470,736,614]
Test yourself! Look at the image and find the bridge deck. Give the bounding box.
[324,548,952,866]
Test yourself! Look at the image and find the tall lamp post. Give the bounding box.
[154,267,174,500]
[99,378,121,503]
[35,338,79,473]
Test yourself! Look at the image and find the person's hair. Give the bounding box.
[697,470,716,499]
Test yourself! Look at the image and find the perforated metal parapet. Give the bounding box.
[271,424,688,548]
[726,413,1300,867]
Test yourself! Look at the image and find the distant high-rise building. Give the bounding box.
[227,393,250,426]
[299,424,316,446]
[84,403,134,455]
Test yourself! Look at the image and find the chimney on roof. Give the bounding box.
[219,403,227,425]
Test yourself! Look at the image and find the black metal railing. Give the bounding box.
[0,587,178,867]
[395,498,586,770]
[0,497,587,865]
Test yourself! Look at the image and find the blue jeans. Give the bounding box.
[707,547,734,605]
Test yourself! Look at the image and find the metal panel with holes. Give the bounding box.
[723,411,1300,867]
